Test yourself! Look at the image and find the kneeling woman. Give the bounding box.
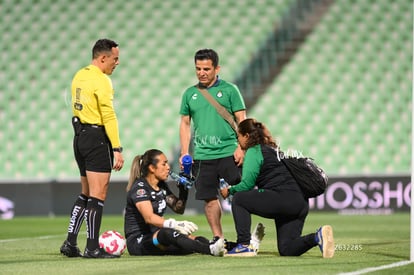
[124,149,224,256]
[220,119,334,258]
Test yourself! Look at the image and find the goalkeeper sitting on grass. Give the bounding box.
[124,149,225,256]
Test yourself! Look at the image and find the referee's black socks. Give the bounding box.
[85,197,104,251]
[66,194,88,245]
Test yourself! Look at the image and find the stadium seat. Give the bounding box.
[250,0,412,175]
[0,0,411,179]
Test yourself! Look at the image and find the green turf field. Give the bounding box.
[0,213,412,274]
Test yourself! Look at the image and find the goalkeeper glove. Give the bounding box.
[163,218,198,235]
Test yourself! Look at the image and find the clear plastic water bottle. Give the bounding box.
[169,171,193,189]
[219,178,232,202]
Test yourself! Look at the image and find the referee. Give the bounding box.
[60,39,124,258]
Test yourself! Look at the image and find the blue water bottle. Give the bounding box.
[182,155,193,176]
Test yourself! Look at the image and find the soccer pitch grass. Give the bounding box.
[0,213,412,275]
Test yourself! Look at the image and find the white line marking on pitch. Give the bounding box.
[338,260,412,275]
[0,234,65,243]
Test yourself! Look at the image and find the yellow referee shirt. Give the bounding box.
[71,64,121,148]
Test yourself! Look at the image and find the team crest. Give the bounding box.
[136,189,146,198]
[216,91,223,98]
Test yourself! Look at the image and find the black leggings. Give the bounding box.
[127,228,211,256]
[231,188,317,256]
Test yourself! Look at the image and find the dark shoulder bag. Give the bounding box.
[281,155,328,198]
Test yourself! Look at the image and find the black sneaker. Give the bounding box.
[83,247,120,259]
[60,240,82,257]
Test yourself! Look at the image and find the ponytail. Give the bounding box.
[126,155,142,191]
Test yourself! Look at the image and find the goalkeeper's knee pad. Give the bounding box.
[156,228,183,246]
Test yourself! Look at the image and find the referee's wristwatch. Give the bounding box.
[113,147,123,153]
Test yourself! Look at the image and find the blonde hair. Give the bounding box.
[126,155,142,192]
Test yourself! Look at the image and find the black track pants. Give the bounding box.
[231,188,317,256]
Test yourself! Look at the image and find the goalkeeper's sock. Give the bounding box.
[195,236,210,244]
[66,194,88,245]
[85,197,104,251]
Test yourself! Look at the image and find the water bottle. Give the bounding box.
[219,178,232,202]
[169,171,193,189]
[182,155,193,177]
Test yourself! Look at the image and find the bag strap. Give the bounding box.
[196,86,238,132]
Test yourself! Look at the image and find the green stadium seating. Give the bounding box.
[0,0,411,179]
[1,0,297,180]
[250,0,412,175]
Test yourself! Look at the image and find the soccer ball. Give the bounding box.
[99,230,126,256]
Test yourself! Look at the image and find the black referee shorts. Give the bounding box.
[73,126,113,176]
[192,156,242,201]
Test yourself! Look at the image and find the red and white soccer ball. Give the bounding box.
[99,230,126,256]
